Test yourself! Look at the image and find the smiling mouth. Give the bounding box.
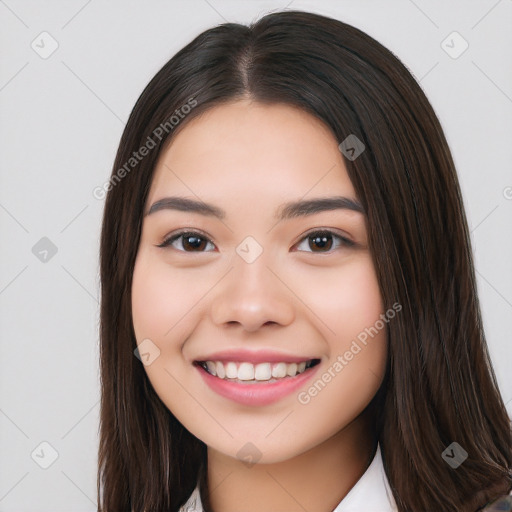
[194,359,321,384]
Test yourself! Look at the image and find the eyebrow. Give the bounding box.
[145,195,365,220]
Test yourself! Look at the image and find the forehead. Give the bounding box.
[147,100,357,207]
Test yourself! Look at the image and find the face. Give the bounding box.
[131,100,388,464]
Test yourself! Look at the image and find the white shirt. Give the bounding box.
[179,444,398,512]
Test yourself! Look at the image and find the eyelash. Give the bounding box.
[156,229,355,253]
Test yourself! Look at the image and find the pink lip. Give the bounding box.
[194,349,317,364]
[195,361,321,406]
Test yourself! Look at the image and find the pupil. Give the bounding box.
[310,234,332,251]
[184,235,206,251]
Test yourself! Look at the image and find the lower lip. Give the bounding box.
[195,362,321,406]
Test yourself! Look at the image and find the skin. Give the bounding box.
[131,99,388,512]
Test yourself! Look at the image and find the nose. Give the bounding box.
[209,256,295,333]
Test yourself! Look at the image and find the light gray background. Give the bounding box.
[1,1,511,510]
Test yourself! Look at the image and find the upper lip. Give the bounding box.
[193,349,319,364]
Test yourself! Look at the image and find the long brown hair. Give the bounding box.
[98,10,511,511]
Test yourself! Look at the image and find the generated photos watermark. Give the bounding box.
[297,301,402,405]
[93,96,198,200]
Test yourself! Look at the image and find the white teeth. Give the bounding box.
[225,361,238,379]
[202,360,313,381]
[286,363,298,377]
[254,363,272,381]
[272,362,287,378]
[215,361,226,378]
[206,361,216,376]
[238,362,254,380]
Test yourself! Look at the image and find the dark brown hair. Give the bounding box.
[98,10,512,511]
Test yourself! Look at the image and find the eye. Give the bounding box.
[157,229,355,253]
[157,230,216,252]
[293,230,355,253]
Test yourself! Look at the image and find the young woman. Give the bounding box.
[97,10,512,512]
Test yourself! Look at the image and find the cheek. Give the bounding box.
[291,254,384,339]
[291,255,387,411]
[131,253,209,343]
[131,253,206,429]
[132,259,170,344]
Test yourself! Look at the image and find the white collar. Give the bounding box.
[180,444,397,512]
[333,443,398,511]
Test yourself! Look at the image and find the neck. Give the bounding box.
[203,410,376,512]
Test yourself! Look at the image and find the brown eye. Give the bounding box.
[158,231,215,252]
[308,233,333,252]
[295,230,354,253]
